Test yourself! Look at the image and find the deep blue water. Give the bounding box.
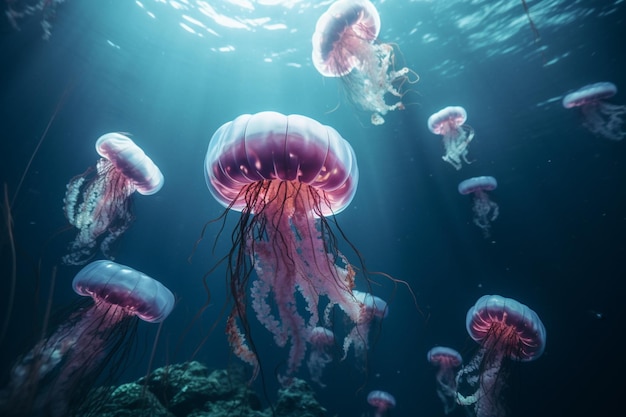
[1,1,625,416]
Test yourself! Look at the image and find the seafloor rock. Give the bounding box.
[273,378,327,417]
[86,362,326,417]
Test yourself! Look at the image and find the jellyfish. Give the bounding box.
[0,260,175,417]
[63,132,164,265]
[306,327,335,387]
[455,295,546,417]
[312,0,416,125]
[367,390,396,417]
[204,111,366,383]
[458,176,499,238]
[427,346,463,415]
[428,106,474,170]
[562,82,626,141]
[346,290,388,362]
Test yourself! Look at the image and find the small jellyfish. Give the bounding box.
[428,106,474,170]
[346,290,388,362]
[427,346,463,414]
[306,327,335,387]
[367,390,396,417]
[455,295,546,417]
[312,0,417,125]
[0,260,174,417]
[458,176,499,238]
[63,132,164,265]
[563,82,626,141]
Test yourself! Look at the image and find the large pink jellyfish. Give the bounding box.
[312,0,416,126]
[63,132,164,265]
[458,176,499,238]
[562,82,626,141]
[306,327,335,387]
[204,111,366,382]
[0,260,175,417]
[367,390,396,417]
[455,295,546,417]
[428,106,474,170]
[427,346,463,415]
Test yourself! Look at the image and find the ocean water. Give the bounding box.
[1,1,625,416]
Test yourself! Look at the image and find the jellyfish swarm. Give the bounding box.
[348,290,388,361]
[428,106,474,170]
[312,0,413,125]
[427,346,463,415]
[306,327,335,387]
[367,390,396,417]
[205,111,365,382]
[562,82,626,141]
[63,132,164,265]
[455,295,546,417]
[0,260,175,417]
[458,176,499,238]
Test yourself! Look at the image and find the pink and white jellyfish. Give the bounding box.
[367,390,396,417]
[0,260,175,417]
[63,132,164,265]
[562,82,626,141]
[306,327,335,387]
[427,346,463,415]
[428,106,474,170]
[204,111,366,383]
[458,176,499,238]
[455,295,546,417]
[312,0,416,125]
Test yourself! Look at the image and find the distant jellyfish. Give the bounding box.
[367,390,396,417]
[345,290,388,362]
[205,111,365,383]
[428,106,474,170]
[306,327,335,387]
[563,82,626,141]
[0,260,175,417]
[458,176,499,238]
[63,132,164,265]
[312,0,417,125]
[427,346,463,415]
[455,295,546,417]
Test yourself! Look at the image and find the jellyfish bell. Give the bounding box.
[63,133,164,265]
[73,260,175,323]
[0,260,174,417]
[353,290,388,319]
[205,111,365,382]
[456,295,546,417]
[458,176,497,195]
[427,346,462,368]
[562,82,617,109]
[95,132,164,196]
[312,0,416,125]
[458,176,499,238]
[427,106,467,135]
[465,295,546,362]
[367,390,396,417]
[562,81,626,141]
[311,0,381,78]
[428,106,474,170]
